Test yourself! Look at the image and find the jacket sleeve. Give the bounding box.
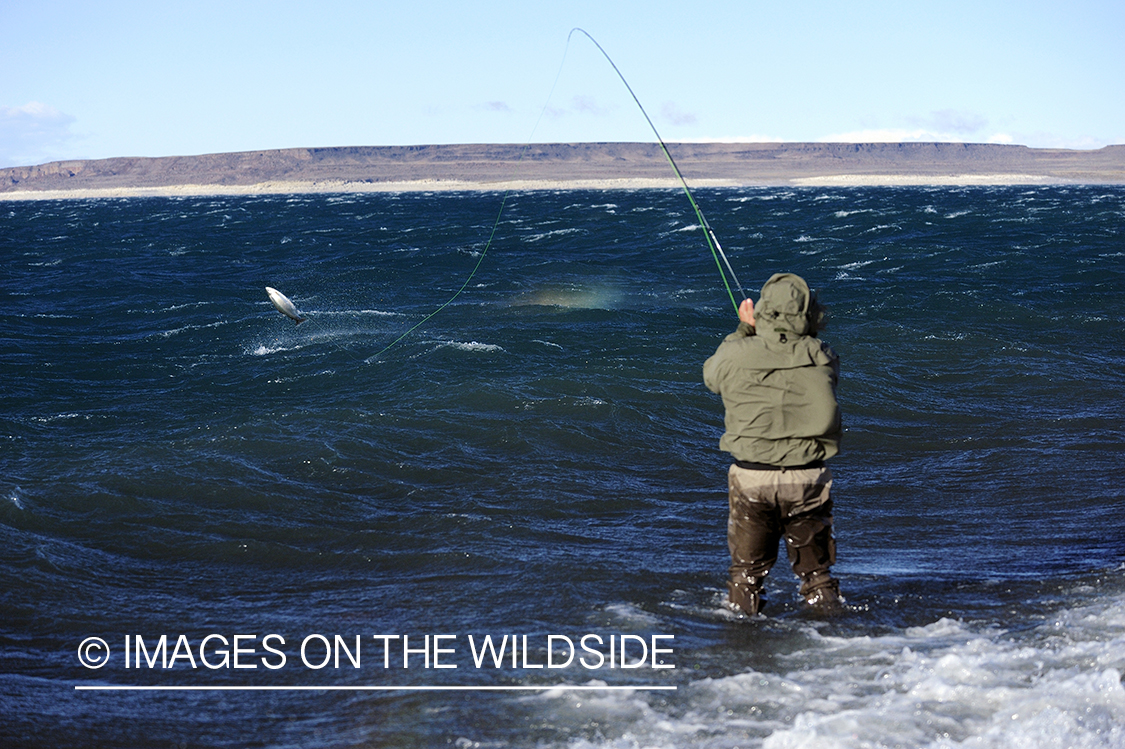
[703,322,753,394]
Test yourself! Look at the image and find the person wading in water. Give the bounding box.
[704,273,843,615]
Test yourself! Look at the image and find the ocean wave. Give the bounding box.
[522,228,586,243]
[431,340,505,353]
[838,259,880,271]
[157,300,213,313]
[152,319,229,339]
[29,412,86,423]
[248,342,304,356]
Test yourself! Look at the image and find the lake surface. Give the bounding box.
[2,185,1123,747]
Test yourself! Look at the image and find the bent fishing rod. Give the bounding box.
[569,28,747,313]
[368,29,748,360]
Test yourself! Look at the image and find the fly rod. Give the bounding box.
[570,28,747,313]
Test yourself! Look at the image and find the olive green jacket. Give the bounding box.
[703,273,841,466]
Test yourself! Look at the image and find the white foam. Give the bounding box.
[524,588,1125,748]
[432,340,504,353]
[249,343,303,356]
[601,603,663,628]
[838,259,879,271]
[523,228,585,243]
[155,319,228,339]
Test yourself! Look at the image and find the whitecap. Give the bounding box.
[31,413,82,423]
[249,343,303,356]
[154,319,228,339]
[838,259,878,271]
[432,340,504,353]
[522,228,585,243]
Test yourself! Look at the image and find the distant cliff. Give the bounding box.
[3,142,1124,193]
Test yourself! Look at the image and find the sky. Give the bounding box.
[2,0,1123,168]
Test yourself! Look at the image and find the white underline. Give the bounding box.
[76,684,677,692]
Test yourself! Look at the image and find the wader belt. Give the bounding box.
[734,459,825,472]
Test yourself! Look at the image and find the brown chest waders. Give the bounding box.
[726,464,841,615]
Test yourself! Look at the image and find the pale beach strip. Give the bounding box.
[0,174,1072,201]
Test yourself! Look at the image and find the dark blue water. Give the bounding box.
[2,186,1124,747]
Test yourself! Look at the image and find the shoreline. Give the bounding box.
[0,173,1079,201]
[5,143,1122,200]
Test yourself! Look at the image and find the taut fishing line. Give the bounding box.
[364,41,574,362]
[367,27,745,361]
[567,28,746,312]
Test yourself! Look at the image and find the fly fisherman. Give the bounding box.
[703,273,843,615]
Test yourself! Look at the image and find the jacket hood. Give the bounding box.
[755,273,815,342]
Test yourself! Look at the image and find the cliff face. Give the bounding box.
[3,142,1124,192]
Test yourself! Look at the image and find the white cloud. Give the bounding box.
[817,110,1117,148]
[679,134,786,143]
[819,109,997,144]
[540,96,617,122]
[571,95,612,116]
[661,102,697,127]
[1012,132,1113,150]
[816,125,1116,149]
[916,109,988,136]
[817,128,948,143]
[0,101,79,167]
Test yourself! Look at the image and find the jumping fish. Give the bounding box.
[265,286,307,325]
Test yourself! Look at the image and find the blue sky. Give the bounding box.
[2,0,1122,168]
